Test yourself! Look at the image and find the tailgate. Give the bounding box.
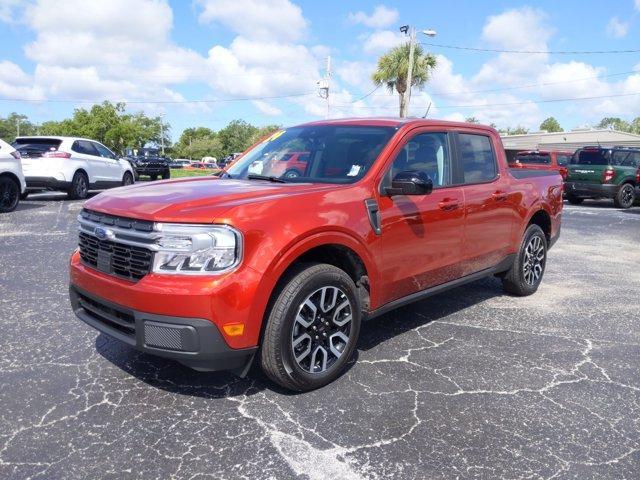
[567,165,606,184]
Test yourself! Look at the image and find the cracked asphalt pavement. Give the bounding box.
[1,193,639,479]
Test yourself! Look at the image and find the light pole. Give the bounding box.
[400,25,436,118]
[159,113,165,155]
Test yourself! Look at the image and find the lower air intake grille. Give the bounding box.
[144,322,187,351]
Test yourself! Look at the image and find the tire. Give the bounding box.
[613,183,635,209]
[67,171,89,200]
[566,194,584,205]
[149,174,158,181]
[0,176,20,213]
[162,169,170,180]
[122,171,134,187]
[260,263,361,391]
[502,224,547,296]
[283,169,301,179]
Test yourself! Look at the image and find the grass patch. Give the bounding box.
[169,168,220,178]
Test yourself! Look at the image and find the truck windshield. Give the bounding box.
[572,149,609,165]
[225,125,397,184]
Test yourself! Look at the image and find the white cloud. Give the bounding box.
[636,0,640,10]
[197,0,307,42]
[0,60,43,100]
[474,7,551,87]
[348,5,398,29]
[362,30,405,55]
[0,0,26,23]
[606,17,628,38]
[252,100,282,116]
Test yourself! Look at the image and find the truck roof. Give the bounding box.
[296,117,498,132]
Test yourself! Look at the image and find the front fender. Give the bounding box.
[244,230,380,345]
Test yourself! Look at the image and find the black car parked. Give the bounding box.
[124,147,171,181]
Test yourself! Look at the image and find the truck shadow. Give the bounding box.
[95,277,502,398]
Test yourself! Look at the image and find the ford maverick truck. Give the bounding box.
[69,118,563,391]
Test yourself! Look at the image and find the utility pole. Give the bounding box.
[16,118,21,137]
[159,113,165,155]
[400,25,437,118]
[404,27,416,118]
[317,56,332,119]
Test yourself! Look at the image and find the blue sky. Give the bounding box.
[1,0,639,140]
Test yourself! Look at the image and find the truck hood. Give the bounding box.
[84,177,335,223]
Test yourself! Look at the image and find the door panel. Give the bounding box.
[377,130,465,306]
[93,142,122,182]
[456,133,515,274]
[378,187,465,304]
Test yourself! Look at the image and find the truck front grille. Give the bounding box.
[79,232,153,281]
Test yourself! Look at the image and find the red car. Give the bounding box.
[510,150,573,181]
[268,151,310,178]
[69,118,563,391]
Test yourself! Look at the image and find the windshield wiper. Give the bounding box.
[246,174,288,183]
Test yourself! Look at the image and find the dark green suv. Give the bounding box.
[565,146,640,209]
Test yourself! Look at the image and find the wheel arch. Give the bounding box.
[526,208,552,245]
[0,171,22,188]
[247,232,379,346]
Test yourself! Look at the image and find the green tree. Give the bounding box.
[539,117,563,132]
[498,126,529,135]
[217,119,258,155]
[597,117,631,132]
[37,101,168,153]
[372,43,437,118]
[465,116,480,124]
[0,113,37,141]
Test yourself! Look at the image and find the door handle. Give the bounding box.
[438,198,460,211]
[492,191,508,201]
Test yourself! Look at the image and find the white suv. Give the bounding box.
[0,138,26,213]
[13,136,135,199]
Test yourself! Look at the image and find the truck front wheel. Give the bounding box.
[260,263,361,391]
[501,224,547,296]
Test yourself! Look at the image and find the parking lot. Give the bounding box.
[0,194,638,479]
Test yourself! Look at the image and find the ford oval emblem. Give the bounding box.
[94,227,114,240]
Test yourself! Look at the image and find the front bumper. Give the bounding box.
[134,165,169,175]
[564,181,618,199]
[70,285,256,373]
[25,176,71,191]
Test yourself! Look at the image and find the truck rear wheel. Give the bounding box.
[67,171,88,200]
[0,176,20,213]
[162,169,170,180]
[502,224,547,296]
[613,183,635,209]
[260,263,361,391]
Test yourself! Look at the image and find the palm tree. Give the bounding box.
[372,43,437,118]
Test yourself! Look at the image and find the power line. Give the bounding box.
[420,42,640,55]
[0,92,317,105]
[346,68,640,100]
[333,91,640,110]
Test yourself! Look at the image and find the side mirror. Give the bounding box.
[385,170,433,196]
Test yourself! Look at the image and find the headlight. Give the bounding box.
[151,224,242,275]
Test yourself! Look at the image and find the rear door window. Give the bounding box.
[93,143,116,159]
[12,138,62,158]
[72,140,99,156]
[458,134,497,184]
[515,153,551,165]
[612,151,635,167]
